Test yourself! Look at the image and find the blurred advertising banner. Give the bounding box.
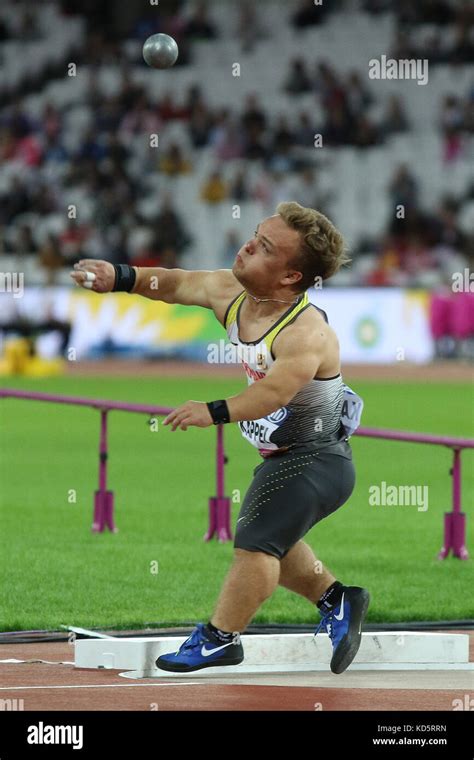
[0,287,433,363]
[309,287,433,363]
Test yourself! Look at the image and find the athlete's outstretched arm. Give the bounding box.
[70,259,235,309]
[132,266,233,308]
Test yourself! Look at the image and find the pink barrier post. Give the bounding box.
[438,449,468,560]
[92,410,117,533]
[205,423,232,543]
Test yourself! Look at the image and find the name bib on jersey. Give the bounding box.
[340,384,364,437]
[239,406,291,449]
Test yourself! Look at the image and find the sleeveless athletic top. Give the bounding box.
[224,290,345,455]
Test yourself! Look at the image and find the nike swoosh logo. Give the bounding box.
[334,593,345,621]
[201,642,233,657]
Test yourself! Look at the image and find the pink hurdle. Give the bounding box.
[1,389,472,557]
[354,427,473,560]
[0,389,232,542]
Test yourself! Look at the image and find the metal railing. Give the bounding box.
[1,389,472,557]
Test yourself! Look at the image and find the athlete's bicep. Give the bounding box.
[176,269,237,308]
[135,267,239,308]
[263,327,323,404]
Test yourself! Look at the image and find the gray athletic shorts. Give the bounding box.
[234,439,355,560]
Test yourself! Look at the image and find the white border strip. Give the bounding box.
[0,683,200,691]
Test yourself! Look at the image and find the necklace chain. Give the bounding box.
[246,291,301,305]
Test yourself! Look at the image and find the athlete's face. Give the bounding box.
[232,215,303,293]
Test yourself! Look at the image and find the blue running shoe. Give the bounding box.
[315,586,370,674]
[156,623,244,673]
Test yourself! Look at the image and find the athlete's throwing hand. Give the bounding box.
[163,401,214,431]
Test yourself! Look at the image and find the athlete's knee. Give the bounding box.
[232,548,280,600]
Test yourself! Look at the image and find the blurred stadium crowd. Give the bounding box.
[0,0,472,294]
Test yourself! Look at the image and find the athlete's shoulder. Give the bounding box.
[207,268,240,287]
[291,298,331,335]
[207,269,244,326]
[273,299,338,357]
[302,300,339,338]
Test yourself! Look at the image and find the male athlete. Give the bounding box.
[71,201,370,674]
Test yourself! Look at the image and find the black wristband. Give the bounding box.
[112,264,137,292]
[206,399,230,424]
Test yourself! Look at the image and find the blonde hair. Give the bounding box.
[276,201,350,291]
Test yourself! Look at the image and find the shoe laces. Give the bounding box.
[178,625,205,653]
[178,625,241,654]
[314,609,334,643]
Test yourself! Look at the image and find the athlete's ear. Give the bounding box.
[281,270,303,287]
